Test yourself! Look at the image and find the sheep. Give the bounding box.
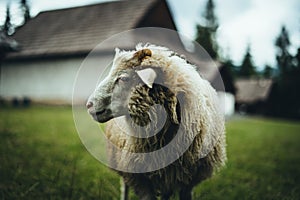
[86,44,226,200]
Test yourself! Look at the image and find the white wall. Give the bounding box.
[217,91,235,116]
[0,55,113,104]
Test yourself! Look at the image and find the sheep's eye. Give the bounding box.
[118,76,130,82]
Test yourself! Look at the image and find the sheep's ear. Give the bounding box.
[115,48,120,56]
[134,49,152,61]
[136,68,157,88]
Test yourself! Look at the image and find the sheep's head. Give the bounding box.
[86,48,178,125]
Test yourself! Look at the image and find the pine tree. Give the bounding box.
[296,48,300,70]
[263,65,273,78]
[239,45,257,77]
[203,0,218,33]
[220,59,236,94]
[20,0,31,24]
[195,25,217,59]
[195,0,219,59]
[275,26,292,75]
[2,6,12,35]
[267,27,300,119]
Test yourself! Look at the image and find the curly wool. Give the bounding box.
[105,44,227,197]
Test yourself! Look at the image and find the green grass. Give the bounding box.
[0,107,299,199]
[0,106,119,200]
[194,116,300,200]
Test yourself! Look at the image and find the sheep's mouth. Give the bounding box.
[90,109,113,123]
[96,109,106,116]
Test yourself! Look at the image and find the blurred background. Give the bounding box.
[0,0,299,199]
[0,0,299,118]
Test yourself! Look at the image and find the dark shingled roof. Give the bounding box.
[6,0,176,60]
[235,78,273,104]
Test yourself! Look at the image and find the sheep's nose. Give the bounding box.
[86,101,93,109]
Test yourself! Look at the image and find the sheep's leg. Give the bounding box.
[135,188,156,200]
[179,186,192,200]
[133,182,156,200]
[120,178,129,200]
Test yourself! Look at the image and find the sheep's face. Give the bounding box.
[87,49,157,123]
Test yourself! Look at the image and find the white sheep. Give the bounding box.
[87,44,226,200]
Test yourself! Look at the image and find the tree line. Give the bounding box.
[0,0,30,35]
[197,0,300,119]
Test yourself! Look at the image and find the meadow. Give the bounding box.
[0,106,299,199]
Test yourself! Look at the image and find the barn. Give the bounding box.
[0,0,178,104]
[235,78,273,114]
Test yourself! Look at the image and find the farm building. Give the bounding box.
[0,0,179,104]
[235,78,273,114]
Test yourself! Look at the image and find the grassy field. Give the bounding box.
[0,106,299,199]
